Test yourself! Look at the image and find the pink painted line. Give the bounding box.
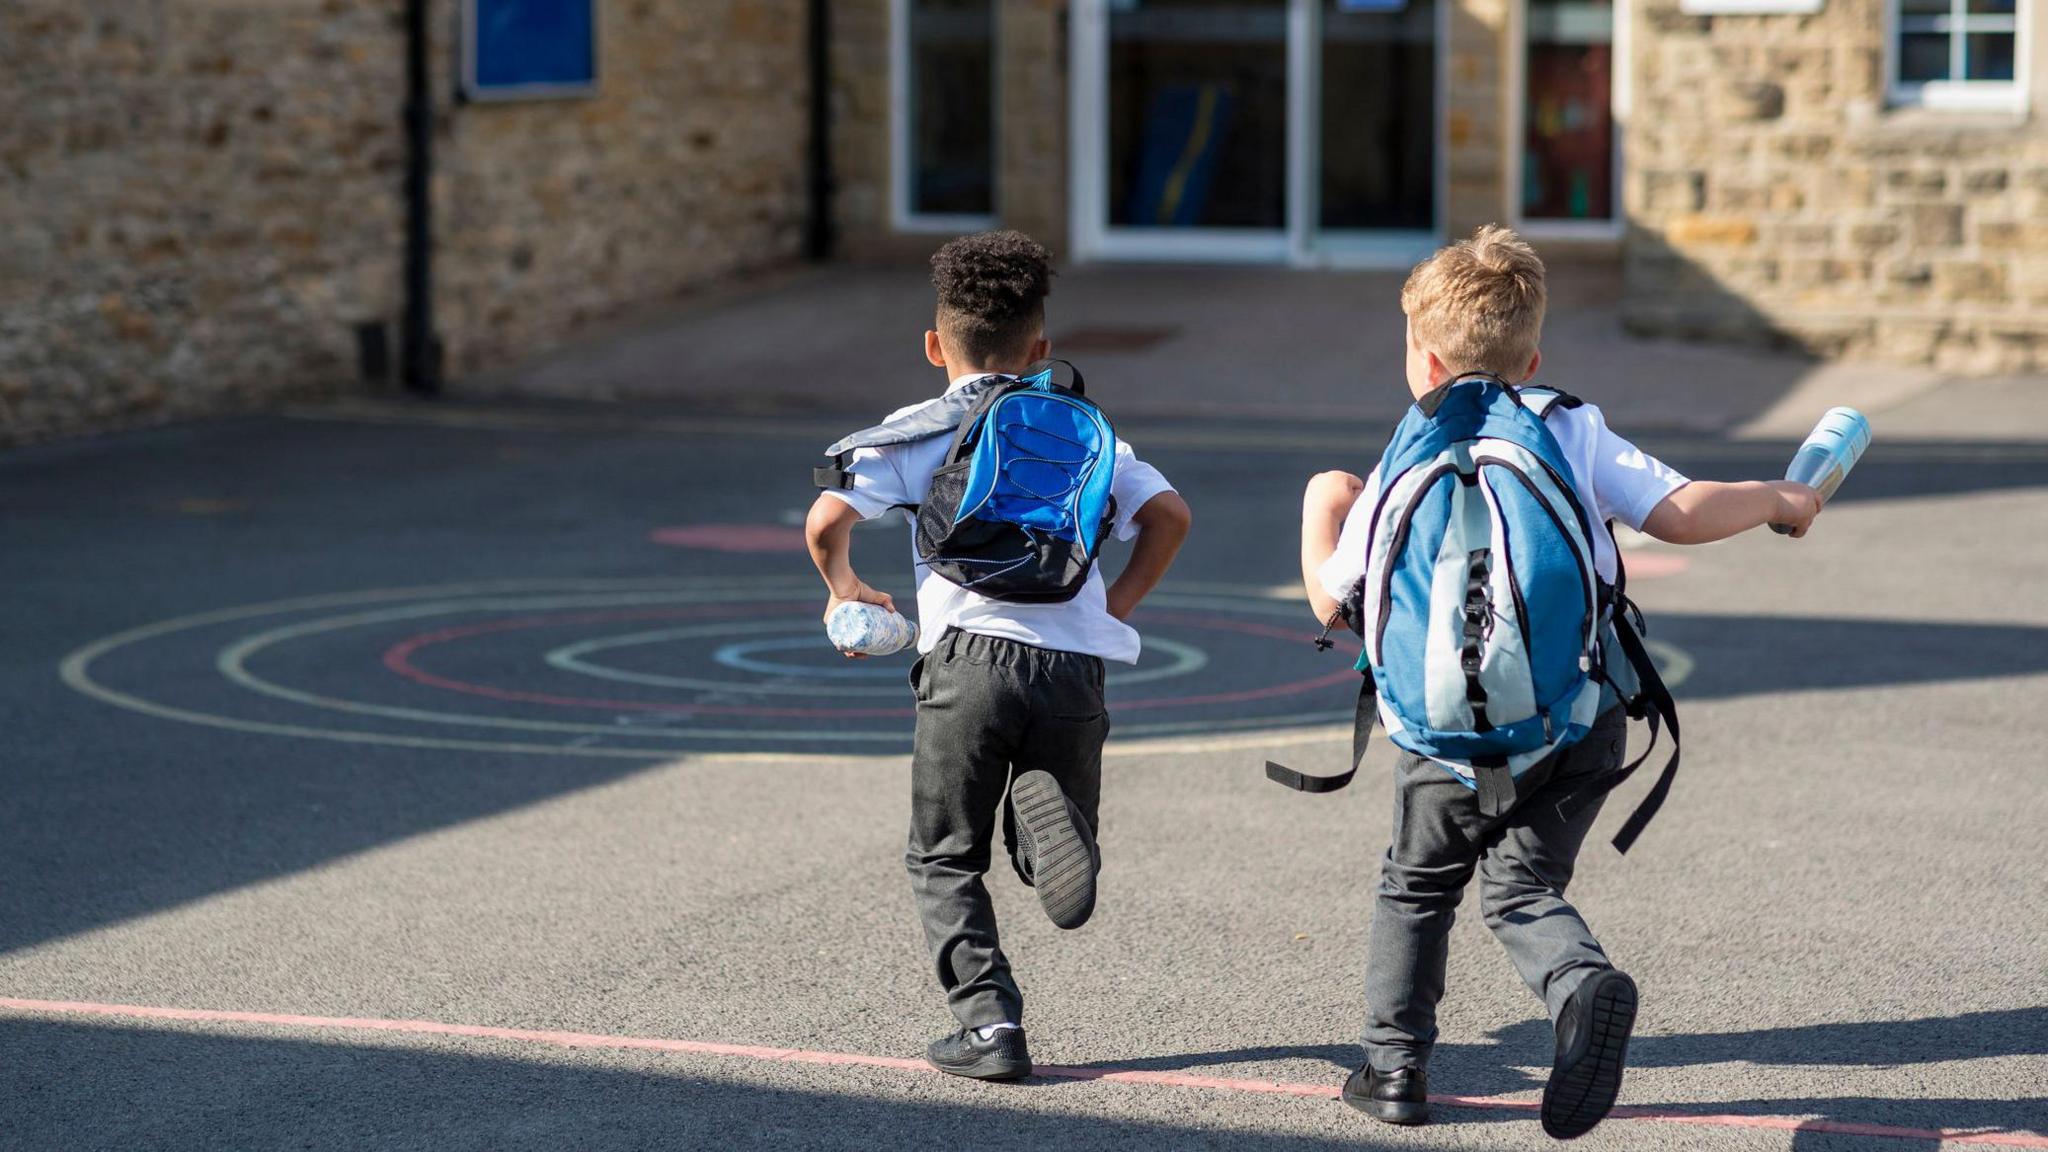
[2,998,2041,1147]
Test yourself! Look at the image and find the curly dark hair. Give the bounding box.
[930,230,1053,367]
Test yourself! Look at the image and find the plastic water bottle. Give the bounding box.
[827,601,919,656]
[1772,407,1871,535]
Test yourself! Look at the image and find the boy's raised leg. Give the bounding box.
[1477,708,1638,1139]
[1004,649,1107,930]
[1476,710,1627,1020]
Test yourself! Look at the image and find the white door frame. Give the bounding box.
[1504,0,1627,241]
[1068,0,1445,267]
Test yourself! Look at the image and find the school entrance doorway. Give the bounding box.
[1070,0,1442,267]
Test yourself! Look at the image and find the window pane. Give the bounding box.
[1898,31,1952,81]
[1321,0,1438,230]
[909,0,994,217]
[1965,30,2017,79]
[1522,0,1613,222]
[1966,0,2016,14]
[1108,0,1288,229]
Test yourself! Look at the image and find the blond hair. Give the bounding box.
[1400,225,1547,378]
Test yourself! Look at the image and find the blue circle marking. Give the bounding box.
[715,636,904,679]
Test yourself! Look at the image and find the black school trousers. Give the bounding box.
[905,628,1109,1029]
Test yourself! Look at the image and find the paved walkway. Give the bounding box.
[457,260,2042,441]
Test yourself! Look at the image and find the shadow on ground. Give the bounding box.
[1086,1007,2048,1150]
[0,1018,1397,1152]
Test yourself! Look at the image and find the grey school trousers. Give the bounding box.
[905,629,1108,1029]
[1363,706,1629,1074]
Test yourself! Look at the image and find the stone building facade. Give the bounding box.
[1623,0,2048,372]
[4,0,2041,444]
[2,0,806,445]
[834,0,2045,371]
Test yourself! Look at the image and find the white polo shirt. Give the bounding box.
[821,374,1177,664]
[1319,399,1690,602]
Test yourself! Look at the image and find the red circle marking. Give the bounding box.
[649,525,809,553]
[380,604,1360,719]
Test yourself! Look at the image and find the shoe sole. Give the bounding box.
[1541,970,1638,1140]
[1011,771,1097,930]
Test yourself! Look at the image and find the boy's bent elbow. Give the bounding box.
[805,493,855,549]
[1136,490,1192,537]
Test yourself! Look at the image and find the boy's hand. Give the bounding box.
[1767,480,1823,538]
[823,581,896,659]
[1304,470,1368,517]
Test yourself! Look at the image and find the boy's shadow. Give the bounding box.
[1068,1008,2048,1148]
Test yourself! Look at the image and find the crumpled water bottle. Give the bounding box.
[1773,407,1871,535]
[827,601,919,656]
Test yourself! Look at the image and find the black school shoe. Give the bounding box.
[1009,770,1099,930]
[1541,968,1640,1139]
[1342,1064,1430,1126]
[926,1027,1032,1081]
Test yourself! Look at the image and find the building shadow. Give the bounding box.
[0,1016,1408,1152]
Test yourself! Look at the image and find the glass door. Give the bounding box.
[1312,0,1440,263]
[1072,0,1440,265]
[1076,0,1292,260]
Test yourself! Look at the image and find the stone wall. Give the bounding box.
[1,0,407,444]
[1,0,811,445]
[1624,0,2048,372]
[430,0,810,379]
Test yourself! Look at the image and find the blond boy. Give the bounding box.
[1300,226,1820,1137]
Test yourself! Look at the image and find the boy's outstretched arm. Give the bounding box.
[1106,491,1192,621]
[1642,480,1822,544]
[805,493,896,627]
[1301,470,1366,623]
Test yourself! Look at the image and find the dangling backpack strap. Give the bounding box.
[1559,546,1682,853]
[1601,606,1682,852]
[1265,668,1376,793]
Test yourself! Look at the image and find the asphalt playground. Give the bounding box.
[3,267,2046,1150]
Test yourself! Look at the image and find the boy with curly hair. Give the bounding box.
[805,231,1192,1079]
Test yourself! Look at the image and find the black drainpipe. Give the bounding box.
[805,0,834,261]
[401,0,442,393]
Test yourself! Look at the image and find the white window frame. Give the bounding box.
[891,0,1001,233]
[1506,0,1626,240]
[1885,0,2030,112]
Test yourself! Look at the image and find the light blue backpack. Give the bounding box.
[1267,374,1680,853]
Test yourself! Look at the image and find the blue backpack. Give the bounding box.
[1267,374,1681,854]
[814,360,1117,604]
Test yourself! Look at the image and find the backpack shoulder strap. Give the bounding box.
[1020,358,1086,396]
[1517,385,1584,419]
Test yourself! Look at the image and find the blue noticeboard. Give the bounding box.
[463,0,598,101]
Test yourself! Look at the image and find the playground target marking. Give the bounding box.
[62,577,1695,760]
[60,579,1390,759]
